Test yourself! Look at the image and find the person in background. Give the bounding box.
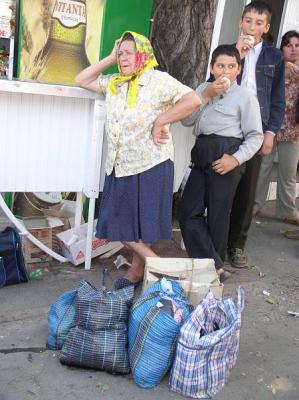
[253,30,299,225]
[227,1,285,269]
[76,31,201,289]
[179,45,263,282]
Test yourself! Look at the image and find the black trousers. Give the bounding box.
[228,153,262,250]
[179,135,244,269]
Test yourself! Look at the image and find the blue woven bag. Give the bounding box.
[170,287,245,399]
[47,289,77,350]
[128,279,193,388]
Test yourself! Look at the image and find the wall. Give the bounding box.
[218,0,246,45]
[99,0,153,73]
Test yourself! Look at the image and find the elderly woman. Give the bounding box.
[76,31,201,288]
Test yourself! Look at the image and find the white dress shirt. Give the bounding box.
[240,40,263,97]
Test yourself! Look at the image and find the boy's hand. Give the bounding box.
[259,132,274,155]
[202,78,229,102]
[152,122,169,145]
[236,35,254,58]
[212,154,239,175]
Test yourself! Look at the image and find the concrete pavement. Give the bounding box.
[0,201,298,400]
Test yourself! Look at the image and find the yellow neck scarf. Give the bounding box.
[108,31,158,108]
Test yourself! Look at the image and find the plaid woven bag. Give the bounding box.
[170,287,245,399]
[59,279,134,374]
[129,279,193,388]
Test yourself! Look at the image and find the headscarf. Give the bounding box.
[108,31,158,108]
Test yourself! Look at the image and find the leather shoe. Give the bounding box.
[284,229,299,240]
[228,248,248,269]
[284,217,299,226]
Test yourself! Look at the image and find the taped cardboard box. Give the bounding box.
[143,257,223,306]
[41,205,75,253]
[20,217,64,263]
[57,220,123,266]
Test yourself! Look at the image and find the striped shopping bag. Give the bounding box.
[47,289,77,350]
[128,279,193,388]
[59,279,134,374]
[170,287,245,399]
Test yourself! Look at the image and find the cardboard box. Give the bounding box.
[20,217,64,263]
[143,257,223,306]
[57,220,123,266]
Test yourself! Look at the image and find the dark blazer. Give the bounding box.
[237,41,285,134]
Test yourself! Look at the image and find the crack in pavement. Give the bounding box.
[0,347,48,354]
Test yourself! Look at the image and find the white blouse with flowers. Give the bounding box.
[97,69,192,177]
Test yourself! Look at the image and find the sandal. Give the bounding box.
[219,270,231,283]
[114,277,143,290]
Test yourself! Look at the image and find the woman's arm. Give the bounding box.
[75,40,119,92]
[152,92,201,145]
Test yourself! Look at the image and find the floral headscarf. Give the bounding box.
[108,31,158,108]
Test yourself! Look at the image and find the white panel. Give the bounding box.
[0,85,104,195]
[218,0,247,45]
[206,0,226,79]
[172,122,195,192]
[278,0,299,46]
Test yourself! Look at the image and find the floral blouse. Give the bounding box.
[97,69,192,177]
[276,66,299,142]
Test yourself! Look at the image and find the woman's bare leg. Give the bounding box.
[122,241,158,282]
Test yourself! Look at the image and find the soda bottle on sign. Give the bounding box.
[37,0,90,85]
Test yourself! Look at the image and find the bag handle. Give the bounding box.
[187,260,194,299]
[131,291,160,312]
[102,268,109,288]
[237,286,245,313]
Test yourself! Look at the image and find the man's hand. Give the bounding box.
[236,35,254,59]
[212,154,239,175]
[259,132,274,155]
[152,123,170,145]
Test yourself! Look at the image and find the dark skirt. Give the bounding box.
[96,159,174,243]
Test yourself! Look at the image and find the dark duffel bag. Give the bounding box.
[0,227,29,287]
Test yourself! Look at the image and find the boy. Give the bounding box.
[228,1,285,268]
[179,45,263,281]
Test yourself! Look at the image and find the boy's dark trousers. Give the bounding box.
[228,152,262,250]
[179,135,244,269]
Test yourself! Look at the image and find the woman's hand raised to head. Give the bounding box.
[109,39,121,65]
[75,39,120,91]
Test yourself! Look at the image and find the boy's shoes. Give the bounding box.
[228,247,248,269]
[283,229,299,240]
[283,217,299,226]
